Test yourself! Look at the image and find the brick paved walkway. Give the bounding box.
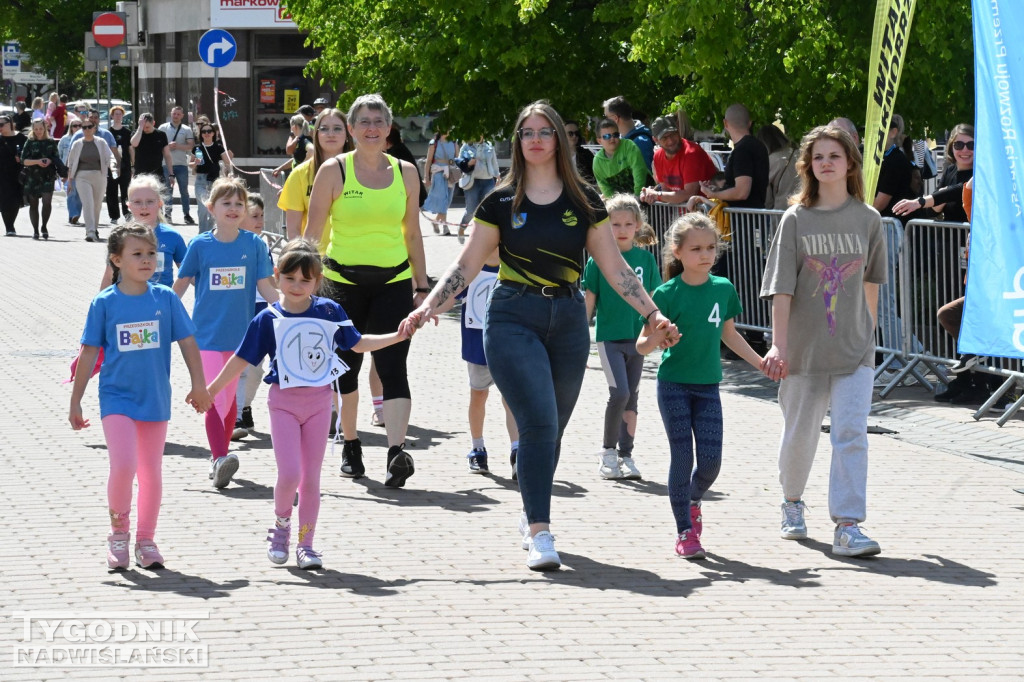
[2,198,1022,679]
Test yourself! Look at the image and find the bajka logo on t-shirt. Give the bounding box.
[116,320,160,351]
[210,267,246,290]
[512,213,527,230]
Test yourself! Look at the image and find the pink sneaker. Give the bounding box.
[134,540,164,569]
[690,503,703,539]
[675,530,705,560]
[107,532,130,570]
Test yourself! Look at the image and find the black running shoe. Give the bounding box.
[340,438,365,478]
[510,447,518,481]
[384,444,414,488]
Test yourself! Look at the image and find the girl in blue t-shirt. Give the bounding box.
[70,223,212,571]
[100,174,187,290]
[174,177,279,490]
[206,240,411,570]
[583,194,660,481]
[637,213,763,560]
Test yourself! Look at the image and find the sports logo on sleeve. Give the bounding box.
[210,267,246,290]
[116,321,160,351]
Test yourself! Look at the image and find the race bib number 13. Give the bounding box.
[273,317,349,388]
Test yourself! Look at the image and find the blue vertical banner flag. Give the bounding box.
[961,0,1024,358]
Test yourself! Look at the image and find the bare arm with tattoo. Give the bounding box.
[586,220,680,346]
[405,221,500,330]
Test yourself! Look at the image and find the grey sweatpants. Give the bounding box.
[777,365,872,523]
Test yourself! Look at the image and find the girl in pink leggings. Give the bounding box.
[206,240,410,569]
[70,223,212,570]
[173,177,279,489]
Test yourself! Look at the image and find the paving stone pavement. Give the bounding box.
[2,197,1023,680]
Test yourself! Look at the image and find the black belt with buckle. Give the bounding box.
[505,281,579,298]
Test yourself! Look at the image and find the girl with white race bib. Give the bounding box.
[173,177,279,489]
[70,223,212,571]
[206,240,412,569]
[636,213,764,560]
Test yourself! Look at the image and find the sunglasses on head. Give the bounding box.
[953,140,974,151]
[600,132,620,140]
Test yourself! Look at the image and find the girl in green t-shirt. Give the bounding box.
[583,194,660,481]
[637,213,763,560]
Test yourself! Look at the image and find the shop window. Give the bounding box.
[253,66,323,156]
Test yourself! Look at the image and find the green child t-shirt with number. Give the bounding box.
[649,274,742,384]
[582,247,661,342]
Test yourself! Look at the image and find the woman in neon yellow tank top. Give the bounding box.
[305,94,428,489]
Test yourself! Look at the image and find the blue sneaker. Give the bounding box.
[467,447,489,474]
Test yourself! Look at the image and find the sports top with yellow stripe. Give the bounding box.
[324,152,410,285]
[474,183,609,287]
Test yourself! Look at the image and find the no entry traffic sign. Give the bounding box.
[92,12,127,49]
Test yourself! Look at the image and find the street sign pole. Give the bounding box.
[106,47,112,119]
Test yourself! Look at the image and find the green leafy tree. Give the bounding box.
[630,0,973,138]
[0,0,121,101]
[286,0,971,140]
[284,0,679,137]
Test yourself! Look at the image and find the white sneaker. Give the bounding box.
[619,456,642,480]
[599,449,624,479]
[211,454,239,488]
[518,511,530,550]
[833,523,881,557]
[526,531,561,571]
[780,500,808,540]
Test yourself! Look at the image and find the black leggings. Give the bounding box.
[0,183,20,232]
[321,276,413,399]
[27,192,52,230]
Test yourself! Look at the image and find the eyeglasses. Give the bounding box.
[201,129,214,134]
[81,124,95,130]
[518,127,555,141]
[317,126,346,135]
[600,132,620,140]
[953,140,974,151]
[565,130,579,138]
[354,118,387,129]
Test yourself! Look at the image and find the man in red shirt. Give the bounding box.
[640,115,718,205]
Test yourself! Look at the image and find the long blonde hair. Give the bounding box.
[791,125,864,207]
[605,193,657,247]
[499,100,595,224]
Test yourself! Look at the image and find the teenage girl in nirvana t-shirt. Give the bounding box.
[760,125,887,558]
[405,101,679,573]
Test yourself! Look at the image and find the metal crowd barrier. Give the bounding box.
[259,168,288,255]
[725,208,783,335]
[900,218,1024,424]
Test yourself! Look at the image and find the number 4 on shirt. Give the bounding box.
[708,302,721,328]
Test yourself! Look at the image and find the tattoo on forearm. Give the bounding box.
[435,266,467,307]
[616,269,643,303]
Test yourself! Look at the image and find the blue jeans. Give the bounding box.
[195,175,213,232]
[656,381,723,534]
[165,164,191,218]
[460,177,496,226]
[66,180,81,220]
[484,283,590,524]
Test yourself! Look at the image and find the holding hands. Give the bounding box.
[761,345,787,382]
[186,385,213,414]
